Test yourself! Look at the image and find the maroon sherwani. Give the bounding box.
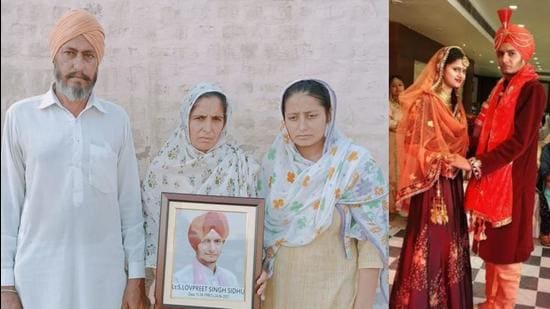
[470,80,546,263]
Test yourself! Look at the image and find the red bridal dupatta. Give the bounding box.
[396,47,469,218]
[465,64,539,228]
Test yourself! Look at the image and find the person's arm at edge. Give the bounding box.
[117,112,147,308]
[1,108,24,307]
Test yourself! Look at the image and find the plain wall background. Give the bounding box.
[1,0,388,177]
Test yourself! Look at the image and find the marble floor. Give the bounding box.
[389,214,550,308]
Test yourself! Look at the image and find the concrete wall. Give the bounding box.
[1,0,388,177]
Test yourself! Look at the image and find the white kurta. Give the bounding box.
[1,88,145,309]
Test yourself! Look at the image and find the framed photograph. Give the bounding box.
[155,193,265,309]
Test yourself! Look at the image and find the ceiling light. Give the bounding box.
[509,5,518,10]
[489,60,494,64]
[518,24,525,28]
[534,57,539,60]
[462,43,466,47]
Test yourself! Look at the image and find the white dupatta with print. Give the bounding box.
[259,80,389,302]
[143,83,258,267]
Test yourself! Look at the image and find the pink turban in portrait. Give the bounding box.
[49,9,105,62]
[188,212,230,251]
[493,8,535,61]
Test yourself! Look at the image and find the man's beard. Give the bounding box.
[54,65,97,101]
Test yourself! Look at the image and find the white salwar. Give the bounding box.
[143,83,259,268]
[1,87,145,309]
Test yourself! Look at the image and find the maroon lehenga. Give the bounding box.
[390,173,473,309]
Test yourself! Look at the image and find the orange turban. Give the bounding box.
[493,8,535,60]
[49,9,105,63]
[188,212,229,251]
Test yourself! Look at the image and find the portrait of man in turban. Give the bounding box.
[172,211,242,300]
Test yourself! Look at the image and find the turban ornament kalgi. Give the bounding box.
[493,8,535,60]
[188,212,230,251]
[49,9,105,63]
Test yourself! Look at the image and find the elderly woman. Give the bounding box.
[257,79,388,309]
[142,83,258,302]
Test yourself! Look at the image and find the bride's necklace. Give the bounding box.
[435,90,452,109]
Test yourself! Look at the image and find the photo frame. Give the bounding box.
[155,193,264,309]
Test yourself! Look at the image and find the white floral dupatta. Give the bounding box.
[259,80,389,302]
[143,83,259,267]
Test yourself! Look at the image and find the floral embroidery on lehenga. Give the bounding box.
[391,182,472,309]
[447,233,468,285]
[409,227,429,291]
[392,227,429,308]
[429,270,447,308]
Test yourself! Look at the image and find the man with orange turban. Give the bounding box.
[172,212,239,297]
[449,7,546,308]
[1,9,146,309]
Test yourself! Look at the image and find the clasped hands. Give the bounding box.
[442,153,472,171]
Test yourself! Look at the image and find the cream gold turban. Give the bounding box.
[49,9,105,63]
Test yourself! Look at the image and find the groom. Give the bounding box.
[463,8,546,308]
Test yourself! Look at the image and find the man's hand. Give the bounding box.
[256,270,268,301]
[147,279,156,305]
[122,278,148,309]
[146,268,157,305]
[1,287,22,309]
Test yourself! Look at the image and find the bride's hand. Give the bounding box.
[444,154,472,171]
